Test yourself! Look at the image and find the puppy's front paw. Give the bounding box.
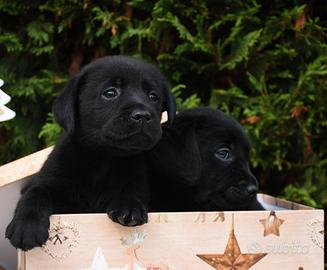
[107,197,148,226]
[5,216,49,251]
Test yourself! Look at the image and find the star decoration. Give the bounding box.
[80,247,128,270]
[88,248,111,270]
[260,211,284,237]
[197,215,267,270]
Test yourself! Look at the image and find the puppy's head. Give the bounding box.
[53,56,176,154]
[154,107,262,210]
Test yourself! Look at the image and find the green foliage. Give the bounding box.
[282,184,318,208]
[0,0,327,210]
[171,84,202,111]
[38,113,62,147]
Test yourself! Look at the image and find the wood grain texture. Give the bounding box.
[19,209,324,270]
[0,147,53,188]
[257,194,313,210]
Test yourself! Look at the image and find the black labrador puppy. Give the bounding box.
[6,55,176,250]
[149,107,264,212]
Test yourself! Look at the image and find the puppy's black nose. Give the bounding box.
[131,110,152,122]
[246,184,258,195]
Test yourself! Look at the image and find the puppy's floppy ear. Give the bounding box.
[151,123,201,185]
[52,74,81,133]
[162,83,176,127]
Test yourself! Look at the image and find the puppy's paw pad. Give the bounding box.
[5,217,49,251]
[107,198,148,227]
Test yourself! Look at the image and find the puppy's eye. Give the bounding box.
[215,148,232,161]
[149,92,159,102]
[102,87,118,99]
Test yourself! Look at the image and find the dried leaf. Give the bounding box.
[111,26,117,36]
[291,105,308,118]
[295,5,309,31]
[83,1,89,10]
[245,115,260,124]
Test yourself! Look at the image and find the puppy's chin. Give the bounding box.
[102,129,162,155]
[199,187,257,211]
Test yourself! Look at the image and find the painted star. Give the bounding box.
[79,247,128,270]
[260,211,284,237]
[197,215,267,270]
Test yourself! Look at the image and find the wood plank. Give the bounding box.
[257,194,313,210]
[19,209,324,270]
[0,147,53,188]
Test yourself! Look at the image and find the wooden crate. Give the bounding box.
[17,195,323,270]
[0,147,53,270]
[0,140,324,270]
[0,113,169,270]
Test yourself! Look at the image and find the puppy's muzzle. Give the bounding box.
[246,183,258,195]
[131,109,152,123]
[235,167,259,195]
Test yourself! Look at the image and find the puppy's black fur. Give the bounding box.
[149,107,264,212]
[6,56,176,251]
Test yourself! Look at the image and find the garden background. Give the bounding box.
[0,0,326,210]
